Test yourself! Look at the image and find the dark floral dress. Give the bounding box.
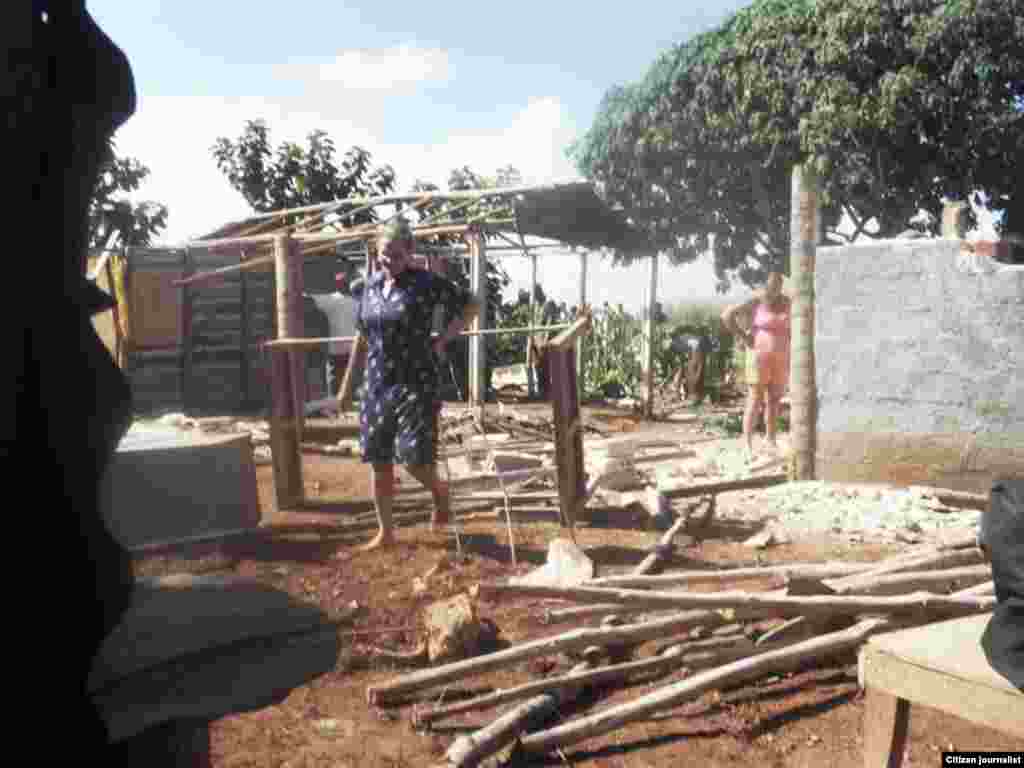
[355,268,472,465]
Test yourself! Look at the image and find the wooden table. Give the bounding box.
[858,613,1023,767]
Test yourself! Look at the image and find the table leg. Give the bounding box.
[863,687,911,768]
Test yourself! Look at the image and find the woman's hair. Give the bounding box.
[378,217,414,249]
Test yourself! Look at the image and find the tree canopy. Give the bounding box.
[89,139,169,251]
[570,0,1024,289]
[211,120,396,224]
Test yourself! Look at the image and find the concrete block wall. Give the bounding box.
[814,238,1024,492]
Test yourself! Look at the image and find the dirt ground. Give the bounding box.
[132,405,1024,767]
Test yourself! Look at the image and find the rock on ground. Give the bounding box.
[510,538,595,588]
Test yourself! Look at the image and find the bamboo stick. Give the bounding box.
[260,323,573,349]
[826,564,991,597]
[633,514,689,576]
[823,547,986,594]
[546,312,593,350]
[366,608,737,705]
[587,561,873,590]
[199,182,579,231]
[336,333,366,412]
[475,583,996,621]
[517,616,894,755]
[661,473,789,499]
[519,574,1001,756]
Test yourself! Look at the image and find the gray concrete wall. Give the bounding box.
[814,238,1024,491]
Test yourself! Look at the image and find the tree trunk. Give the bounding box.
[789,163,820,480]
[443,660,593,768]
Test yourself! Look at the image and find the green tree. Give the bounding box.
[89,139,169,251]
[211,120,396,222]
[570,0,1024,289]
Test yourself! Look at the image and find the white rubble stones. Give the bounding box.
[730,480,980,543]
[510,538,595,588]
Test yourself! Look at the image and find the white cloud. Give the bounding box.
[276,44,453,91]
[112,91,583,245]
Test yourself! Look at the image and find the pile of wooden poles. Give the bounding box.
[365,530,993,766]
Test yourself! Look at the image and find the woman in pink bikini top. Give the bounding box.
[721,271,791,457]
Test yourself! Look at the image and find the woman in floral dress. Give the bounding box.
[355,218,479,550]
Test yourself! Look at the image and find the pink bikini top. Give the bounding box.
[752,301,790,352]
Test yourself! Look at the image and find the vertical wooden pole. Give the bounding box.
[643,253,658,419]
[527,252,538,398]
[274,234,305,442]
[269,347,303,511]
[577,250,588,402]
[104,254,124,369]
[468,230,487,409]
[179,247,194,412]
[239,248,250,410]
[790,163,820,481]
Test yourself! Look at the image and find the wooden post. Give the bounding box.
[790,164,820,480]
[527,252,538,398]
[274,235,304,441]
[577,250,588,402]
[239,248,250,410]
[643,253,658,419]
[105,252,125,369]
[179,247,194,412]
[468,229,487,408]
[269,347,303,511]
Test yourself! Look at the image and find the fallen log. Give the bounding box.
[444,659,594,767]
[661,474,788,499]
[588,561,873,590]
[954,579,995,596]
[366,608,738,706]
[417,633,760,730]
[516,616,897,755]
[820,564,991,597]
[823,547,986,593]
[633,514,689,576]
[416,648,678,730]
[756,566,993,646]
[476,583,996,621]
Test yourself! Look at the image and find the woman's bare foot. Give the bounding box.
[360,529,395,551]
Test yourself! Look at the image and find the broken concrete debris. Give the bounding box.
[510,538,595,588]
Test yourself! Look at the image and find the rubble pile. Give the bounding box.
[731,481,982,543]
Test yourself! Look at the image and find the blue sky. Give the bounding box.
[89,0,759,310]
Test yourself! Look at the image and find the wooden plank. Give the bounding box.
[864,614,1020,694]
[860,645,1024,737]
[130,264,185,348]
